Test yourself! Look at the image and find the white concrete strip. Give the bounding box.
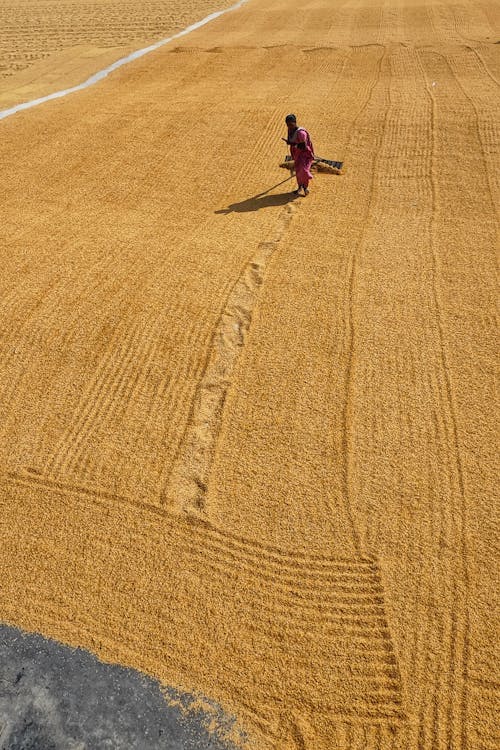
[0,0,248,122]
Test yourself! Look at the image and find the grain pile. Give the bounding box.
[0,0,498,748]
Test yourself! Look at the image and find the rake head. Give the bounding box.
[314,159,343,175]
[279,154,344,174]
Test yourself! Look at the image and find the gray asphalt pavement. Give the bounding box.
[0,624,238,750]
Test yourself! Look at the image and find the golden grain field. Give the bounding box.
[0,0,234,107]
[0,0,498,748]
[0,0,231,77]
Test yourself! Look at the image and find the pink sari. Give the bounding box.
[290,127,315,187]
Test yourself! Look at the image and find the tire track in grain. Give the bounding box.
[420,54,497,746]
[467,45,500,88]
[297,42,391,562]
[417,46,471,750]
[416,41,497,749]
[344,39,474,750]
[446,45,500,219]
[163,203,297,512]
[340,44,389,557]
[367,42,472,750]
[376,47,439,750]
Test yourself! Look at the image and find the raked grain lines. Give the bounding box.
[0,0,234,78]
[3,469,407,746]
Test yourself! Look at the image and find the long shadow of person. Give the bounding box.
[215,176,297,215]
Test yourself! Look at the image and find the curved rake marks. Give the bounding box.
[4,468,407,744]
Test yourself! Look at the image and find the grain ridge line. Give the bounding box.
[418,44,472,750]
[5,469,379,569]
[163,203,297,513]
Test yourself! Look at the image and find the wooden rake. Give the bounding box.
[279,154,344,175]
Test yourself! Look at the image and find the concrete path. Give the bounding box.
[0,624,237,749]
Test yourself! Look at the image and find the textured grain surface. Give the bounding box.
[0,0,499,748]
[0,0,236,106]
[0,0,236,77]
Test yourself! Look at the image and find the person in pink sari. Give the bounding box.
[284,113,315,196]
